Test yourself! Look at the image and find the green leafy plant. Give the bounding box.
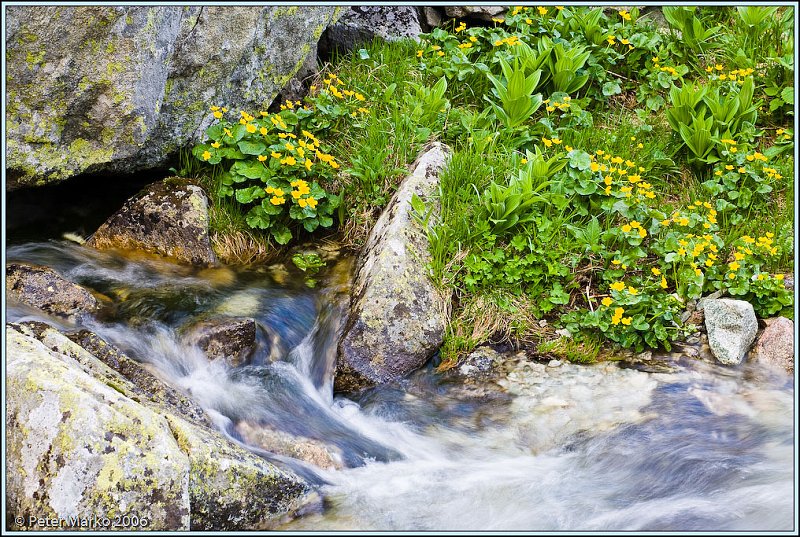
[193,107,340,245]
[485,57,544,128]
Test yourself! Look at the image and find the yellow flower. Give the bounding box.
[621,224,632,233]
[621,317,632,326]
[590,162,601,173]
[610,282,626,292]
[213,111,222,119]
[304,159,312,171]
[458,43,473,49]
[298,198,308,208]
[306,197,318,209]
[728,273,736,279]
[280,156,297,166]
[660,276,668,289]
[260,127,268,136]
[651,267,661,276]
[211,142,221,148]
[291,190,302,199]
[285,142,295,151]
[729,261,740,271]
[417,50,424,58]
[246,123,257,134]
[257,155,267,162]
[542,137,553,148]
[537,6,547,15]
[627,286,638,295]
[202,150,211,161]
[224,128,232,137]
[612,316,621,325]
[437,51,445,57]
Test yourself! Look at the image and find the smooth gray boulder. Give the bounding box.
[6,262,101,319]
[319,6,422,57]
[6,5,338,188]
[703,299,758,365]
[753,317,794,374]
[87,178,216,266]
[6,323,315,530]
[335,142,451,392]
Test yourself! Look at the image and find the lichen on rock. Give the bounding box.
[87,177,217,266]
[335,142,452,392]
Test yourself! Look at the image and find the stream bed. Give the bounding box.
[6,235,796,532]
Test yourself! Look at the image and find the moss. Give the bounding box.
[125,14,133,25]
[25,50,45,68]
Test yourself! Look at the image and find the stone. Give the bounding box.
[6,323,315,530]
[6,262,100,319]
[319,6,422,58]
[235,421,344,470]
[182,317,257,367]
[6,6,338,188]
[87,178,216,266]
[752,317,794,374]
[421,7,443,30]
[6,324,191,530]
[703,299,758,365]
[454,346,502,381]
[335,142,452,392]
[165,415,313,531]
[444,6,506,21]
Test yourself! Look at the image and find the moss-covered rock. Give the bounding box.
[6,323,316,530]
[6,262,101,319]
[6,324,191,530]
[335,143,452,392]
[6,6,338,189]
[86,178,216,266]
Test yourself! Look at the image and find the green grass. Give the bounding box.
[185,6,794,360]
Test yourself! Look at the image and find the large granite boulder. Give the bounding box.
[6,5,338,189]
[335,142,451,392]
[6,323,314,530]
[703,299,758,365]
[6,262,101,319]
[319,6,422,58]
[752,317,794,374]
[87,178,216,266]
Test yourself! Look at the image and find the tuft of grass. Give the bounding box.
[537,336,602,364]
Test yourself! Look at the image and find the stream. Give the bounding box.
[5,218,796,531]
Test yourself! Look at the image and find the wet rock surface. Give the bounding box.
[182,317,257,367]
[6,262,101,319]
[87,178,216,266]
[6,323,315,530]
[336,143,452,392]
[236,421,344,471]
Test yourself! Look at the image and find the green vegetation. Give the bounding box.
[188,5,794,365]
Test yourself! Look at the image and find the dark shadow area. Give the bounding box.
[6,167,171,245]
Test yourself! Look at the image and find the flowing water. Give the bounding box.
[6,237,796,532]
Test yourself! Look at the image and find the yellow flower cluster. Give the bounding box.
[210,105,228,119]
[541,136,562,147]
[265,186,285,205]
[610,306,632,326]
[776,128,792,141]
[494,35,521,47]
[621,220,647,238]
[290,179,318,209]
[544,96,571,113]
[619,10,632,21]
[589,150,654,200]
[651,57,683,77]
[705,64,754,83]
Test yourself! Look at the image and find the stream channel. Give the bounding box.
[5,180,796,532]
